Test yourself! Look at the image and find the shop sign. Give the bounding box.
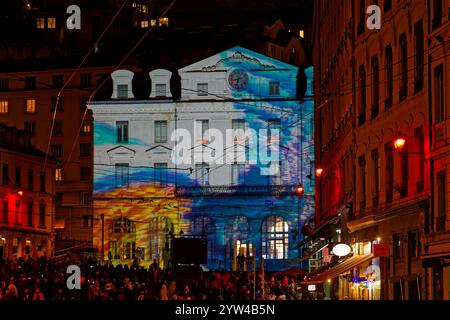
[373,244,389,257]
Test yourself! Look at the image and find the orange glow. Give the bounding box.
[17,191,24,196]
[394,136,406,150]
[315,167,324,177]
[296,184,304,196]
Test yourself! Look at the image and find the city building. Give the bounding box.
[89,46,315,271]
[421,0,449,300]
[0,124,57,259]
[0,61,119,250]
[309,0,447,300]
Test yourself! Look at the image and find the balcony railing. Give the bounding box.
[175,185,300,197]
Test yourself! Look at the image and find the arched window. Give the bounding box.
[262,216,289,260]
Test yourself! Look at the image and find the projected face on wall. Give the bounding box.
[92,47,314,270]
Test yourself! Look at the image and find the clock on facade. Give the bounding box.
[227,68,249,90]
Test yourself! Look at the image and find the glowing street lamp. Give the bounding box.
[296,184,304,196]
[394,133,406,150]
[315,167,324,177]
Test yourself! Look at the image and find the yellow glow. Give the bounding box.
[140,20,149,28]
[47,17,56,29]
[36,18,45,29]
[0,100,8,113]
[159,17,169,27]
[26,99,36,113]
[299,30,305,38]
[55,168,62,181]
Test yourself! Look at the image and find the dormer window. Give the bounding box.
[155,84,166,97]
[117,85,129,99]
[269,82,280,95]
[197,83,208,96]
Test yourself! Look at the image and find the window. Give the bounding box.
[79,143,91,157]
[359,155,366,209]
[82,215,93,228]
[51,144,63,158]
[51,96,63,112]
[232,119,246,145]
[262,216,289,260]
[55,192,63,206]
[358,0,366,35]
[434,64,444,124]
[80,73,91,87]
[432,0,443,29]
[80,96,88,111]
[117,84,129,99]
[112,217,135,234]
[15,167,21,187]
[2,164,9,185]
[159,17,169,27]
[80,167,91,181]
[81,121,91,134]
[154,163,168,185]
[400,145,408,198]
[436,172,446,232]
[39,203,45,227]
[415,128,425,192]
[414,20,424,93]
[80,192,90,205]
[299,30,305,38]
[196,120,209,143]
[0,100,8,113]
[359,65,366,126]
[40,172,46,192]
[52,75,63,89]
[25,98,36,113]
[28,169,34,191]
[269,82,280,95]
[24,122,36,137]
[371,55,379,118]
[2,201,8,222]
[370,150,379,206]
[383,0,392,12]
[27,201,33,226]
[154,121,168,143]
[197,83,208,96]
[195,163,209,186]
[36,17,45,29]
[55,168,62,182]
[24,77,36,90]
[12,238,18,254]
[116,121,129,143]
[408,231,421,259]
[399,33,408,102]
[155,84,166,97]
[385,44,393,109]
[232,163,245,185]
[0,79,8,91]
[140,20,149,28]
[47,17,56,28]
[53,120,63,136]
[385,143,394,202]
[150,19,157,27]
[393,234,403,260]
[115,164,129,188]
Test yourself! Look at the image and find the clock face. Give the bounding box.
[228,69,249,90]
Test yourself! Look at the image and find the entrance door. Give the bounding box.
[232,240,253,271]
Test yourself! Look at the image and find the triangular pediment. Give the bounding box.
[179,46,297,73]
[145,145,172,154]
[107,145,136,155]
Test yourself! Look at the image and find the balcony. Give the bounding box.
[175,185,300,197]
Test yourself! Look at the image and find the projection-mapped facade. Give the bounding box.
[90,46,314,271]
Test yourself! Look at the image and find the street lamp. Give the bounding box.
[393,133,406,151]
[296,184,304,196]
[315,167,324,177]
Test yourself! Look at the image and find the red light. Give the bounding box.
[296,184,304,196]
[17,191,23,196]
[315,168,324,177]
[394,134,406,150]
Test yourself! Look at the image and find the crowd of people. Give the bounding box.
[0,255,312,301]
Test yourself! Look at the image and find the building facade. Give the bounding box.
[311,0,448,300]
[0,124,56,259]
[90,46,315,271]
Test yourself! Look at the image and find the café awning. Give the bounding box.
[303,253,374,284]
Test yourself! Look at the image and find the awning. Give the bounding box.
[303,253,374,284]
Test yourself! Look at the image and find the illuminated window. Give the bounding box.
[299,30,305,38]
[47,17,56,29]
[0,100,8,113]
[25,98,36,113]
[36,18,45,29]
[82,122,91,134]
[55,168,62,182]
[150,19,157,27]
[262,216,289,260]
[159,17,169,27]
[140,20,149,28]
